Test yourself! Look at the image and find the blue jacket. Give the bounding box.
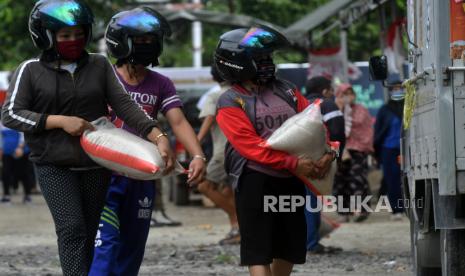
[1,125,21,156]
[374,101,403,159]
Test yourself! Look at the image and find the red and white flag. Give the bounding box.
[308,47,362,81]
[383,18,407,74]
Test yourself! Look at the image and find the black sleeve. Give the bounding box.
[320,100,346,153]
[373,106,389,161]
[1,60,48,133]
[326,116,346,153]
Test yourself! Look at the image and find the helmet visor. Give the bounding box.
[40,0,93,27]
[239,27,289,52]
[116,10,163,34]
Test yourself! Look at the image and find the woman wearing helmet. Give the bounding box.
[215,27,335,275]
[89,7,206,276]
[1,1,174,275]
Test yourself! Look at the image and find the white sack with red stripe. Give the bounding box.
[262,100,336,195]
[81,117,185,180]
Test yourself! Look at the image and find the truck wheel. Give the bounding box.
[440,229,465,275]
[410,209,441,275]
[173,174,189,206]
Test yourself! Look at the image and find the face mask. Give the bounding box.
[56,38,86,61]
[130,42,159,66]
[343,95,351,105]
[390,89,405,101]
[253,55,276,85]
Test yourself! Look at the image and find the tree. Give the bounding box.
[0,0,38,71]
[192,0,406,65]
[0,0,127,71]
[0,0,407,70]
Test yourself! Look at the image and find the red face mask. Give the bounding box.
[56,38,86,61]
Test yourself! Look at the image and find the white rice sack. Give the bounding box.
[81,117,185,180]
[263,101,337,194]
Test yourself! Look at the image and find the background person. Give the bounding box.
[150,180,183,227]
[196,65,239,245]
[333,83,374,223]
[374,81,405,220]
[13,134,36,203]
[1,1,173,274]
[304,76,345,254]
[215,27,335,276]
[0,124,31,203]
[89,7,206,276]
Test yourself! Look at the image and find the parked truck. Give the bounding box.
[370,0,465,275]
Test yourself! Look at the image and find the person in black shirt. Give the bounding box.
[304,76,346,254]
[306,76,346,151]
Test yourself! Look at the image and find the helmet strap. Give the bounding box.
[45,29,54,50]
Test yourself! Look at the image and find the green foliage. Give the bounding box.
[230,0,406,63]
[237,0,329,26]
[0,0,38,70]
[0,0,127,71]
[0,0,407,70]
[160,23,231,67]
[236,0,330,63]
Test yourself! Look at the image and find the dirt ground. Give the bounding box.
[0,186,412,276]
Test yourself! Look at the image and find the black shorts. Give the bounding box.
[235,168,307,266]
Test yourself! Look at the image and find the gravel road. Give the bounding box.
[0,192,411,276]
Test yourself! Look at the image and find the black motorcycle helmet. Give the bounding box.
[214,26,289,83]
[210,63,224,84]
[105,7,171,66]
[29,0,94,50]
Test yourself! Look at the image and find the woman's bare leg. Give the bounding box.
[271,259,293,276]
[197,180,236,225]
[249,265,272,276]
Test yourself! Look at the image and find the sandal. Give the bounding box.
[219,228,240,245]
[308,243,343,254]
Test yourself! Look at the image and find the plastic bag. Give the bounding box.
[262,100,337,195]
[319,213,340,238]
[81,117,185,180]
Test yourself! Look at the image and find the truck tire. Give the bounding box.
[440,229,465,276]
[410,209,441,275]
[173,174,189,206]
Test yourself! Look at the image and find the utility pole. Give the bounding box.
[192,0,202,68]
[339,10,349,83]
[340,28,349,83]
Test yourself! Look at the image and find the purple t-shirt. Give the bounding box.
[112,69,182,134]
